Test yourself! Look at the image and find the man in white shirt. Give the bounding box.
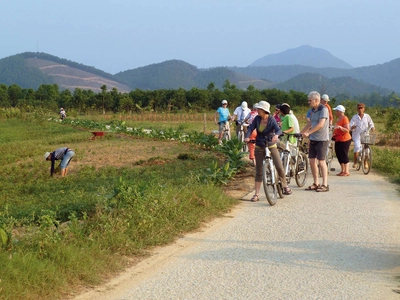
[349,103,375,168]
[232,101,251,137]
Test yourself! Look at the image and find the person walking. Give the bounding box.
[214,100,232,144]
[232,101,251,137]
[300,91,330,192]
[44,147,75,177]
[349,103,375,168]
[244,101,292,202]
[243,103,258,166]
[332,105,352,176]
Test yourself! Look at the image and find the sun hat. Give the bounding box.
[255,101,271,113]
[321,94,330,102]
[333,105,345,113]
[253,102,259,109]
[241,101,248,109]
[44,152,51,160]
[222,99,228,105]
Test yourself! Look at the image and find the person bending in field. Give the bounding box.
[44,147,75,177]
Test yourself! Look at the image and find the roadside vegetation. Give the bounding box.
[0,99,399,299]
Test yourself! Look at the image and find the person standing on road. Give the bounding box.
[300,91,330,192]
[214,100,232,144]
[279,103,300,146]
[321,94,333,127]
[243,103,258,166]
[349,103,375,168]
[244,101,292,202]
[232,101,251,138]
[332,105,352,176]
[44,147,75,177]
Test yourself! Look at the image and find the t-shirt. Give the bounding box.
[310,104,329,141]
[216,107,230,123]
[333,116,352,142]
[281,115,296,144]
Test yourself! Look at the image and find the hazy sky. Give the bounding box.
[2,0,399,74]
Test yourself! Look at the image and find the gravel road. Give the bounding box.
[74,161,400,300]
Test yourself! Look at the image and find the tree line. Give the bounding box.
[0,81,398,114]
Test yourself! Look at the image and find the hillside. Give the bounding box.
[0,49,399,96]
[273,73,391,96]
[250,45,353,69]
[0,53,131,92]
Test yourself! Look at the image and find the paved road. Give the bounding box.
[74,161,400,300]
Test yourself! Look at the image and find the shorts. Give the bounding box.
[218,121,230,136]
[308,140,328,161]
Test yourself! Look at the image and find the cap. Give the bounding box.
[255,101,271,113]
[222,100,228,105]
[321,94,330,102]
[241,101,248,109]
[44,152,51,160]
[280,104,291,115]
[333,105,345,113]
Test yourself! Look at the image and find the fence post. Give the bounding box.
[204,113,206,134]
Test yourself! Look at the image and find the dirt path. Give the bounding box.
[73,161,400,299]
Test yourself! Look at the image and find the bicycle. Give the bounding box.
[237,121,248,152]
[250,139,279,206]
[278,133,309,190]
[219,121,231,143]
[355,129,376,175]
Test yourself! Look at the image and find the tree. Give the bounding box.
[0,84,10,108]
[8,84,23,107]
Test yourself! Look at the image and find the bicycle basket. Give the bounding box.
[360,132,376,145]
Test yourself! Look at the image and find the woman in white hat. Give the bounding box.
[44,147,75,177]
[244,101,292,202]
[332,105,352,176]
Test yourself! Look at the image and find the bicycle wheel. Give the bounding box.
[356,151,362,171]
[262,160,278,206]
[295,152,308,187]
[326,142,334,173]
[361,146,372,175]
[238,131,247,152]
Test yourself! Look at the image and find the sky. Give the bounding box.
[1,0,399,74]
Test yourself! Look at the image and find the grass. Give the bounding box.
[0,114,238,300]
[0,109,399,299]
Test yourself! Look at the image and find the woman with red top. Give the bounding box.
[332,105,352,176]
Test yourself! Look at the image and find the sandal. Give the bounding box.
[283,187,292,195]
[316,185,329,192]
[305,183,320,191]
[250,195,259,202]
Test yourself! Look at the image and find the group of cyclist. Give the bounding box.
[214,91,375,201]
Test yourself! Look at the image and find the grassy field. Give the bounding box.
[0,108,398,299]
[0,113,238,300]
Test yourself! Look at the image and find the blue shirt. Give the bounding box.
[216,107,230,123]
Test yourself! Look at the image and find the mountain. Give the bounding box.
[230,58,400,93]
[0,52,131,92]
[273,73,390,95]
[0,48,399,97]
[250,45,353,69]
[114,60,273,90]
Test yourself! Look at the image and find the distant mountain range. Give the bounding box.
[0,45,399,96]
